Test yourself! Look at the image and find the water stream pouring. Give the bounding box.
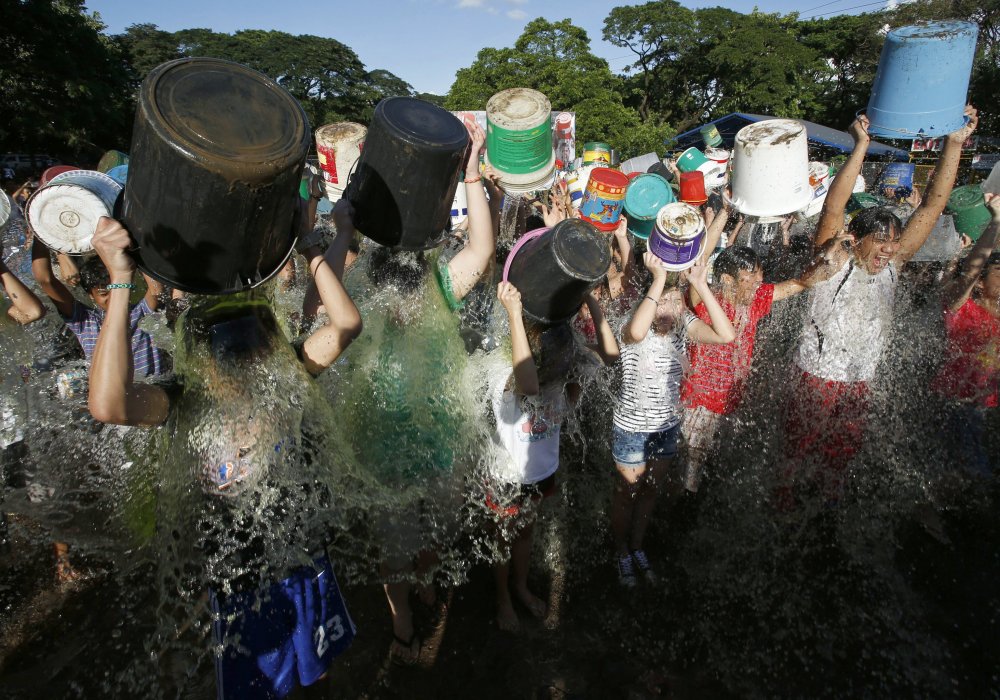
[121,57,310,294]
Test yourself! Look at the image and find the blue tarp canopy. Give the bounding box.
[671,113,910,161]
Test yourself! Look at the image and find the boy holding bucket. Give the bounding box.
[489,281,618,630]
[31,237,166,378]
[780,106,978,505]
[86,205,363,699]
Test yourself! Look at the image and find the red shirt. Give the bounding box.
[683,283,775,415]
[932,298,1000,408]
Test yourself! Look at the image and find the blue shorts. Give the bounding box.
[210,555,355,700]
[612,424,681,467]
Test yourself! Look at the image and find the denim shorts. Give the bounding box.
[612,424,681,467]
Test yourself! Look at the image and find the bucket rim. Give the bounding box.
[26,183,115,254]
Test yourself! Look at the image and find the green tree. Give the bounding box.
[0,0,132,161]
[446,18,669,157]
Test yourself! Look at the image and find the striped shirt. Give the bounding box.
[613,313,695,433]
[64,299,165,378]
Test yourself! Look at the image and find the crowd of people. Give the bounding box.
[1,103,996,699]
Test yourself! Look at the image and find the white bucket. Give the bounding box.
[315,122,366,199]
[727,119,811,217]
[451,181,468,229]
[703,148,730,190]
[620,152,661,176]
[26,170,121,254]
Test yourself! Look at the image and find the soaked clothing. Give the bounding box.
[613,315,695,434]
[796,261,897,383]
[64,298,165,377]
[931,298,1000,408]
[490,368,568,486]
[684,284,776,415]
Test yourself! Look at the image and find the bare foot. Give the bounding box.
[514,587,547,619]
[496,600,519,632]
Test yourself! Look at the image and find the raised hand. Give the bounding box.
[849,114,871,145]
[949,104,979,143]
[497,281,523,316]
[91,217,135,279]
[642,251,666,281]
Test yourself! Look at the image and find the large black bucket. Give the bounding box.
[346,97,469,251]
[504,219,611,325]
[120,57,310,295]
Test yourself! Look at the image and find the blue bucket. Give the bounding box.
[877,162,914,200]
[866,21,978,139]
[623,174,674,240]
[106,164,129,186]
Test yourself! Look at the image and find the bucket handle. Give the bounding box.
[855,108,971,139]
[502,227,548,283]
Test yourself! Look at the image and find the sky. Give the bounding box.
[82,0,894,95]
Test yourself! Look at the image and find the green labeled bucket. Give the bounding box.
[700,124,723,148]
[582,142,612,166]
[947,185,993,241]
[486,88,552,174]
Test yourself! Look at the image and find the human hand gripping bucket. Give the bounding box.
[727,120,811,217]
[649,202,706,271]
[866,21,979,139]
[26,169,121,254]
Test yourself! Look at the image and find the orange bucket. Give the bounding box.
[579,167,629,231]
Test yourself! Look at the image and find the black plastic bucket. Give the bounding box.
[120,57,310,294]
[504,219,611,325]
[346,97,469,251]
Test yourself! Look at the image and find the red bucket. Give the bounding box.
[40,165,77,187]
[679,171,707,205]
[579,167,629,231]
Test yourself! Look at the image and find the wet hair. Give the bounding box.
[525,321,575,385]
[184,296,279,363]
[79,256,110,292]
[714,246,760,282]
[366,246,428,295]
[848,206,903,242]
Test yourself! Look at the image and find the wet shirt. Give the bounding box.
[614,314,695,433]
[64,299,165,377]
[684,284,775,415]
[932,298,1000,408]
[795,260,896,383]
[489,368,567,486]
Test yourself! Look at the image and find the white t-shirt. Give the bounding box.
[490,368,566,486]
[796,260,897,383]
[613,314,695,433]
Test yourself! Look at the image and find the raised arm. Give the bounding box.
[611,215,637,299]
[684,260,735,345]
[447,120,494,302]
[87,218,169,427]
[498,281,539,396]
[625,253,668,344]
[0,258,46,324]
[299,199,363,375]
[583,292,620,365]
[141,273,164,311]
[897,106,979,264]
[815,115,870,248]
[30,237,75,317]
[941,193,1000,312]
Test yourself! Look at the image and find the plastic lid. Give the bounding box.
[890,21,978,41]
[143,57,309,173]
[948,184,986,211]
[551,219,611,282]
[486,88,551,130]
[655,202,704,242]
[379,97,469,149]
[315,122,367,146]
[624,174,674,218]
[27,184,112,253]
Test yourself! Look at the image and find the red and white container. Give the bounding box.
[315,122,366,199]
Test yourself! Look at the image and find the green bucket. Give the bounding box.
[947,185,993,241]
[582,142,612,166]
[700,124,723,148]
[97,149,129,174]
[485,88,553,176]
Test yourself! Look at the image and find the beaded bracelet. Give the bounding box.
[105,283,135,290]
[463,176,482,184]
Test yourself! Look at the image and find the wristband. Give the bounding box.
[105,283,135,290]
[463,176,482,184]
[645,295,658,304]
